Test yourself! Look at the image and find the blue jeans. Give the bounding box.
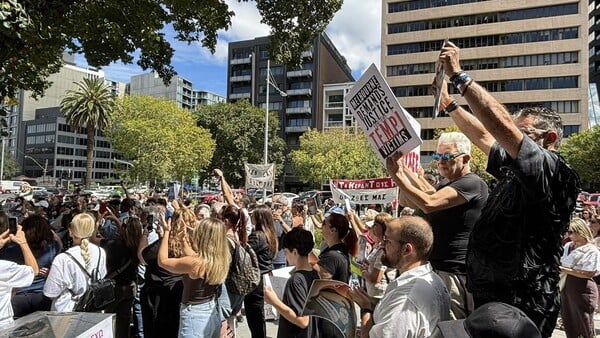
[178,301,221,338]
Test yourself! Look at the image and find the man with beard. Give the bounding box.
[350,216,450,337]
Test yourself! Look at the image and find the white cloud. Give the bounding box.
[326,0,382,78]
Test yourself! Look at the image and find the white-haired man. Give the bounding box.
[387,132,488,319]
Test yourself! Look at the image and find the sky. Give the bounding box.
[73,0,381,97]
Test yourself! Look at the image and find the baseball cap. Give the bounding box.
[435,302,541,338]
[34,200,49,208]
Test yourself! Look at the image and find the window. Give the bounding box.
[563,125,579,137]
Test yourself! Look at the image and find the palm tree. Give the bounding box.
[60,77,115,189]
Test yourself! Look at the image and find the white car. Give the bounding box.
[258,192,299,207]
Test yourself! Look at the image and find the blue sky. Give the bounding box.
[74,0,381,97]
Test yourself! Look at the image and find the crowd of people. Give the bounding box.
[0,40,597,338]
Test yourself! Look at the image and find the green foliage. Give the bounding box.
[560,126,600,188]
[436,124,494,184]
[60,78,115,188]
[290,128,385,185]
[194,100,286,187]
[109,95,215,183]
[0,0,342,99]
[1,153,20,180]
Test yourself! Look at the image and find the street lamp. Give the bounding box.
[264,59,287,197]
[24,155,48,182]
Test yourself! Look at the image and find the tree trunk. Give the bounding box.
[86,126,95,189]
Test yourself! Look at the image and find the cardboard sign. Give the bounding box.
[330,178,397,205]
[346,64,422,165]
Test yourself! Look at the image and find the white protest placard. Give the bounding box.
[345,63,422,165]
[244,163,275,191]
[403,113,421,173]
[330,178,397,205]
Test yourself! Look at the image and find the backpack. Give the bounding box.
[225,238,261,296]
[65,250,115,312]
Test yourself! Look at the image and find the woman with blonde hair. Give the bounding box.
[43,213,107,311]
[169,207,200,257]
[158,217,231,338]
[560,217,600,338]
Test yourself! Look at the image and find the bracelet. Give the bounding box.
[443,101,459,114]
[439,96,454,111]
[451,72,473,96]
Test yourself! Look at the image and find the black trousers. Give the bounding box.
[140,282,183,338]
[105,283,136,338]
[12,291,51,318]
[243,278,266,338]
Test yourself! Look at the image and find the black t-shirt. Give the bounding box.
[277,269,320,338]
[142,239,182,289]
[100,238,138,286]
[317,243,350,283]
[249,230,274,274]
[427,172,488,273]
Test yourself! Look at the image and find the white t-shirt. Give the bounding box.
[561,242,600,275]
[0,260,34,329]
[43,244,107,312]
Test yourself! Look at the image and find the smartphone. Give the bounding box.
[146,215,154,232]
[99,201,107,214]
[8,217,17,235]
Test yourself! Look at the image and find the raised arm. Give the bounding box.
[439,41,523,159]
[214,169,235,206]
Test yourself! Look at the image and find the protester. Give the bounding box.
[316,206,358,338]
[350,216,450,337]
[244,205,278,338]
[1,215,59,317]
[158,217,230,338]
[387,131,488,319]
[560,217,600,338]
[437,40,580,337]
[43,213,107,312]
[0,226,38,329]
[264,228,320,338]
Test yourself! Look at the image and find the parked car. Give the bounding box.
[585,193,600,207]
[293,190,332,208]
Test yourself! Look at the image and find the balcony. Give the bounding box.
[229,75,251,82]
[301,51,313,59]
[286,69,313,78]
[285,126,310,133]
[231,57,251,65]
[229,92,251,99]
[286,88,312,96]
[285,107,311,115]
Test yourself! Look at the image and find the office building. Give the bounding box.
[22,107,118,184]
[382,0,589,158]
[322,82,356,130]
[227,33,354,191]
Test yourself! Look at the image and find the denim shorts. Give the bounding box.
[178,300,221,338]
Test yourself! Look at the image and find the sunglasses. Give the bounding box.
[519,127,548,136]
[432,152,465,162]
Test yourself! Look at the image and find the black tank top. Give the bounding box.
[181,274,218,304]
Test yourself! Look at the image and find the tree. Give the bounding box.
[289,128,385,185]
[560,126,600,189]
[109,95,215,183]
[0,0,343,100]
[436,124,494,184]
[60,77,115,189]
[1,153,20,180]
[194,100,286,187]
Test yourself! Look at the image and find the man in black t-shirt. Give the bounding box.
[388,132,488,319]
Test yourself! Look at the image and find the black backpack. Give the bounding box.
[65,250,116,312]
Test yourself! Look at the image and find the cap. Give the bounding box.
[324,206,344,218]
[34,200,49,208]
[436,302,541,338]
